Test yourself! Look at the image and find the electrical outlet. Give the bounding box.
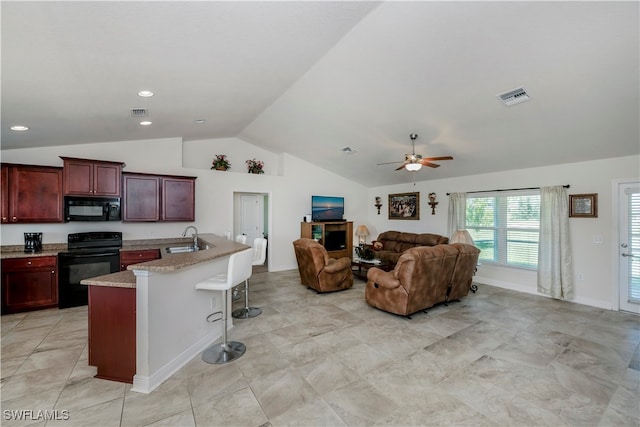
[210,297,215,310]
[578,274,584,281]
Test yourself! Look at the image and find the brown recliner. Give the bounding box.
[447,243,480,301]
[293,238,354,293]
[365,244,478,317]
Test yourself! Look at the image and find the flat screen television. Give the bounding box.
[311,195,344,222]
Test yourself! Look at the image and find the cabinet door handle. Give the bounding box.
[11,216,17,221]
[27,261,32,265]
[51,271,55,274]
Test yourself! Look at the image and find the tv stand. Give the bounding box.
[300,221,353,260]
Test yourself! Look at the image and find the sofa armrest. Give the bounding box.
[367,267,401,290]
[324,257,351,273]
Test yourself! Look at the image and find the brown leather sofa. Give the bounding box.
[365,243,479,317]
[293,238,354,293]
[371,231,449,266]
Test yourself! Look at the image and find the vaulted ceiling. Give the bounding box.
[2,1,638,186]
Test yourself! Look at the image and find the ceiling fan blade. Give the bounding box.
[395,164,407,171]
[376,160,405,166]
[421,161,441,168]
[423,156,453,161]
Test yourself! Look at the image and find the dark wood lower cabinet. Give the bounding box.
[1,256,58,314]
[88,285,136,383]
[120,249,161,271]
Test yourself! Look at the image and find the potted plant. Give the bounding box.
[245,158,264,174]
[211,154,231,171]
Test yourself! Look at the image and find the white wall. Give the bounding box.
[4,138,637,310]
[366,155,640,310]
[1,137,369,271]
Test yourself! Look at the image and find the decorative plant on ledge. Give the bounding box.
[246,158,264,174]
[211,154,231,171]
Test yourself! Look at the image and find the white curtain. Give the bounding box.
[447,192,467,238]
[537,186,574,299]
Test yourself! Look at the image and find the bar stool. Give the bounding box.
[232,234,248,300]
[195,248,253,364]
[232,237,267,319]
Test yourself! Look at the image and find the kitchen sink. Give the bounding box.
[164,245,209,254]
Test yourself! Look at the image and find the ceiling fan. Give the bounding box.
[377,134,453,171]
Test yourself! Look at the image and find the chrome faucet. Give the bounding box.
[182,226,199,251]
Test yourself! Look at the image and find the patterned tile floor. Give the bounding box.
[1,269,639,426]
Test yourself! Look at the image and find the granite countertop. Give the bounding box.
[0,243,67,259]
[81,233,250,288]
[84,270,137,289]
[122,234,249,273]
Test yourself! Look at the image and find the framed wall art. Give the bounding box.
[569,193,597,218]
[388,192,420,220]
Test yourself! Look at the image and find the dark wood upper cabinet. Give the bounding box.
[122,173,161,222]
[61,157,124,197]
[122,172,196,222]
[1,165,8,223]
[162,177,196,221]
[1,164,64,223]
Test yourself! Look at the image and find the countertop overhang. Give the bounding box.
[80,233,250,288]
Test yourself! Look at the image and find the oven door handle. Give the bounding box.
[60,252,119,259]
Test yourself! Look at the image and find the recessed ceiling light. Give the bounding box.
[194,119,206,124]
[139,121,152,126]
[10,125,29,131]
[137,90,154,97]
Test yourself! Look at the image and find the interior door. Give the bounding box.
[240,194,264,244]
[619,181,640,314]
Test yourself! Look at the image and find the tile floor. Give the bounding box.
[1,269,639,427]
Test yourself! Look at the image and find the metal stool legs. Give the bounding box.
[232,279,262,319]
[202,288,246,364]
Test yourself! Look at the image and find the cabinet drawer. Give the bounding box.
[2,256,57,270]
[120,249,160,263]
[120,249,161,270]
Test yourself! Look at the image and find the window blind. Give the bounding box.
[627,189,640,302]
[466,189,540,269]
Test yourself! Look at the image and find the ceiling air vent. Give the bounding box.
[497,87,530,106]
[342,147,357,154]
[130,108,148,117]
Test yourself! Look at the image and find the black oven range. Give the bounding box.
[57,232,122,309]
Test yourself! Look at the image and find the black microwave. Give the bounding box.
[64,196,121,222]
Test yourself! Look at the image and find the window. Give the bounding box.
[465,190,541,269]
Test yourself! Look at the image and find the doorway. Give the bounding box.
[233,192,270,270]
[617,180,640,314]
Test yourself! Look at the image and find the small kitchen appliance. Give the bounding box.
[24,232,43,253]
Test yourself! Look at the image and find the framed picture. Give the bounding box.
[389,192,420,220]
[569,193,598,218]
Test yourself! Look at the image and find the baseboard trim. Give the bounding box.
[131,330,218,394]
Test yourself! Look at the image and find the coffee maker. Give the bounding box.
[24,232,43,253]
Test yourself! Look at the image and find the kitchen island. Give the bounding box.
[81,233,249,394]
